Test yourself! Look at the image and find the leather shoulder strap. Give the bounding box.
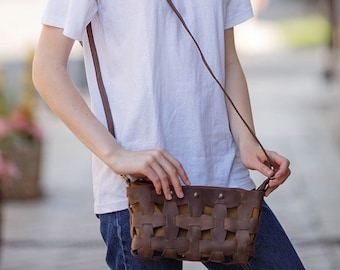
[86,23,115,136]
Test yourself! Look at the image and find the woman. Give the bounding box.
[33,0,305,269]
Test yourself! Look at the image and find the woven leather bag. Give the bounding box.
[127,179,269,264]
[86,0,274,264]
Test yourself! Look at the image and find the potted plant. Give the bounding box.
[0,50,43,199]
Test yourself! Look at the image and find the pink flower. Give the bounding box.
[7,109,43,141]
[28,125,43,141]
[0,116,11,137]
[10,110,31,132]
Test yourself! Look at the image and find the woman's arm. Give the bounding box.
[33,26,121,164]
[224,28,290,196]
[32,25,189,199]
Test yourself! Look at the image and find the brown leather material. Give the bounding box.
[127,181,267,264]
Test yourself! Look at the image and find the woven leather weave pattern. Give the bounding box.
[127,182,264,264]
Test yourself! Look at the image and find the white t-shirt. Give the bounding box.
[42,0,255,214]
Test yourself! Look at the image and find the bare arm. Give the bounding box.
[224,28,290,196]
[33,26,122,164]
[33,25,189,199]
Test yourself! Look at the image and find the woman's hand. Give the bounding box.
[239,143,291,196]
[109,147,191,200]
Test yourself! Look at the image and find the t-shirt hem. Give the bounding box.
[41,16,63,30]
[94,199,129,215]
[41,18,83,41]
[229,178,256,191]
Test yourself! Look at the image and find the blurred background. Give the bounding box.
[0,0,339,269]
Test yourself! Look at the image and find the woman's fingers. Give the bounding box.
[240,145,291,196]
[148,148,189,200]
[265,168,291,196]
[264,151,291,196]
[113,147,189,200]
[253,160,275,178]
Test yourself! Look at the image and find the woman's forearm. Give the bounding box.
[32,26,121,167]
[224,28,257,149]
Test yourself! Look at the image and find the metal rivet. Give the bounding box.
[170,190,174,195]
[194,192,199,198]
[218,193,224,199]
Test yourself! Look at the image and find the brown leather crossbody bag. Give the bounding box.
[87,0,273,264]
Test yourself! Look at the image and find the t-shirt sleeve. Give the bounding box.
[224,0,254,29]
[41,0,98,41]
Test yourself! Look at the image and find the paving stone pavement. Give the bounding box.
[1,0,340,269]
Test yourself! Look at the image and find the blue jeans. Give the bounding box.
[98,201,305,270]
